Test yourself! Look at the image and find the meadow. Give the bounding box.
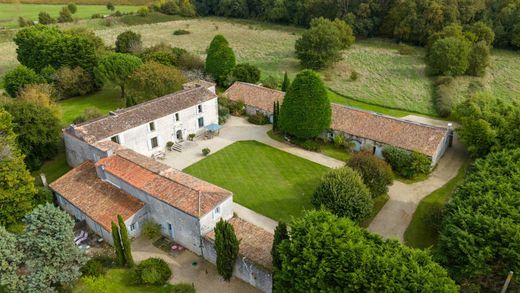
[0,3,140,28]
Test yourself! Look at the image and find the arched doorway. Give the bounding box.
[176,130,183,141]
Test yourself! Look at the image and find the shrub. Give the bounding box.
[160,1,179,15]
[218,104,230,124]
[38,12,54,25]
[312,167,373,223]
[3,65,44,97]
[333,134,345,146]
[142,220,162,239]
[261,75,278,89]
[174,29,190,35]
[18,17,32,27]
[68,3,77,14]
[398,43,414,55]
[34,187,53,205]
[106,2,115,11]
[115,30,142,54]
[346,152,393,197]
[91,13,103,19]
[129,258,172,285]
[91,255,116,268]
[202,148,211,156]
[434,77,455,117]
[81,259,106,277]
[40,65,56,83]
[382,147,431,179]
[300,139,320,151]
[247,112,269,125]
[171,283,196,293]
[177,52,205,70]
[58,7,73,23]
[73,107,103,124]
[229,100,245,116]
[427,37,471,76]
[232,63,261,84]
[136,7,149,17]
[54,66,96,98]
[17,83,60,116]
[467,41,490,77]
[188,133,195,141]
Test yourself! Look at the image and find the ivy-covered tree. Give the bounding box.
[214,219,240,281]
[275,210,459,291]
[3,101,62,170]
[279,69,331,139]
[0,109,36,228]
[126,61,186,106]
[95,53,143,99]
[205,34,236,85]
[434,149,520,291]
[117,214,134,267]
[346,152,394,197]
[312,167,373,223]
[3,65,44,97]
[271,222,288,270]
[115,30,142,54]
[111,221,125,266]
[19,203,87,292]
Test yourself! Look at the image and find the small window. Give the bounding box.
[151,137,159,149]
[198,104,203,113]
[149,122,155,132]
[175,113,180,121]
[198,117,204,128]
[111,135,120,144]
[213,205,221,219]
[130,223,136,231]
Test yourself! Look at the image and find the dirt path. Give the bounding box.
[368,135,467,242]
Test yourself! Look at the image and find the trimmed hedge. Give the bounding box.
[382,147,431,179]
[128,258,172,285]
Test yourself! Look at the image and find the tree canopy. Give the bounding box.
[232,63,261,84]
[275,210,459,291]
[346,152,393,197]
[3,65,45,98]
[95,53,143,99]
[434,149,520,291]
[205,34,236,85]
[279,69,331,139]
[115,30,142,54]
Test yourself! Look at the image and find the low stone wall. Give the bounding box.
[201,237,273,293]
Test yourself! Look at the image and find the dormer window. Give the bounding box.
[111,135,120,144]
[149,122,156,132]
[198,105,203,113]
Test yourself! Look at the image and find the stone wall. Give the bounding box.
[64,132,108,166]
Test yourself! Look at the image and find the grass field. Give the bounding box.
[404,163,468,249]
[183,141,330,223]
[0,3,139,28]
[74,269,174,293]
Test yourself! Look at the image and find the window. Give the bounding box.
[175,113,180,121]
[111,135,120,144]
[213,205,221,219]
[130,223,136,231]
[151,137,159,149]
[149,122,155,132]
[198,117,204,128]
[198,104,203,113]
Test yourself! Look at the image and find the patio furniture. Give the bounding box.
[152,151,166,160]
[75,231,88,245]
[74,230,86,243]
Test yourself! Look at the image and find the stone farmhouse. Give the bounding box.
[225,82,452,165]
[50,81,273,292]
[224,81,284,123]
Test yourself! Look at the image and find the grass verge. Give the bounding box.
[184,141,330,223]
[404,162,468,249]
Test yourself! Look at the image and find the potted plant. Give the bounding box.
[202,148,210,156]
[188,133,196,141]
[166,141,174,151]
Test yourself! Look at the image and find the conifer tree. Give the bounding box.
[272,101,278,131]
[215,219,240,281]
[271,222,288,270]
[205,34,236,85]
[281,72,290,92]
[111,221,125,266]
[118,214,134,267]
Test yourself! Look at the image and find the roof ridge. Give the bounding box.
[232,81,286,94]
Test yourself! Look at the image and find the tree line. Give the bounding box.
[192,0,520,50]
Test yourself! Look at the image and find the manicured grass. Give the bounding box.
[0,3,139,28]
[183,141,330,223]
[74,268,174,293]
[58,86,124,125]
[404,163,468,249]
[360,194,390,228]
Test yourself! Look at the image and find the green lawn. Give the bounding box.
[74,268,174,293]
[404,163,468,249]
[183,141,330,223]
[0,3,139,28]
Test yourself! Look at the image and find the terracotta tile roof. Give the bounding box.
[69,87,217,143]
[96,151,232,218]
[223,82,284,113]
[206,217,273,271]
[331,104,448,157]
[49,161,145,231]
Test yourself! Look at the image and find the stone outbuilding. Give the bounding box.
[223,82,284,122]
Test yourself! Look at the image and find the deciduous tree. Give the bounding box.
[3,65,44,97]
[95,53,143,99]
[232,63,260,84]
[115,30,142,54]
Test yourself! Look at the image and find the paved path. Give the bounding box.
[132,237,260,293]
[368,135,467,242]
[233,203,277,233]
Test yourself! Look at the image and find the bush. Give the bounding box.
[3,65,44,97]
[261,75,278,89]
[350,70,359,81]
[177,52,205,70]
[91,13,103,19]
[106,2,115,11]
[247,112,269,125]
[73,107,103,124]
[160,1,179,15]
[171,283,196,293]
[18,17,32,27]
[68,3,77,14]
[427,37,471,76]
[173,29,190,35]
[57,7,73,23]
[91,255,116,268]
[382,147,431,179]
[141,51,177,67]
[311,167,373,223]
[142,220,161,239]
[188,133,195,141]
[17,83,58,113]
[115,30,142,54]
[202,148,211,156]
[129,258,172,285]
[136,7,149,17]
[333,134,345,147]
[434,77,455,117]
[81,259,106,277]
[467,41,490,77]
[54,66,96,98]
[232,63,261,84]
[38,12,54,25]
[346,152,393,197]
[300,139,320,151]
[398,43,414,55]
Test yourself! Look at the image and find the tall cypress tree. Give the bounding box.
[205,34,236,85]
[281,72,290,92]
[111,221,125,266]
[271,222,289,270]
[272,101,277,131]
[215,219,240,281]
[117,214,134,267]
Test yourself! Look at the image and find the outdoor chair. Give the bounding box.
[75,231,88,245]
